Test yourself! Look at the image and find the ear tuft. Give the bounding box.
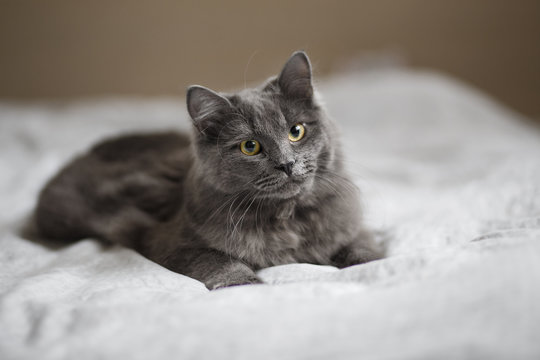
[278,51,313,100]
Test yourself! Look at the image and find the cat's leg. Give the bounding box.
[163,248,262,290]
[330,234,384,268]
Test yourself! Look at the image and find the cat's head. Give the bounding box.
[186,51,338,199]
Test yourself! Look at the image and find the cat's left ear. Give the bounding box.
[278,51,313,101]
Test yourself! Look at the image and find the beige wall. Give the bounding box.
[1,1,539,119]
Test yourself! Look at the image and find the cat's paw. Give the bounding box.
[205,263,263,290]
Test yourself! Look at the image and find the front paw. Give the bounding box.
[206,263,263,290]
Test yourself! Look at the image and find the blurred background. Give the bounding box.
[1,0,539,120]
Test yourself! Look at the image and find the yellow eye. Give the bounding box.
[288,123,305,142]
[240,140,261,156]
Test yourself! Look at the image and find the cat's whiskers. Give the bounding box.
[228,189,260,256]
[254,196,265,240]
[333,157,379,183]
[218,182,258,256]
[317,165,361,191]
[201,191,243,230]
[243,50,259,90]
[225,194,242,256]
[314,175,346,203]
[313,174,356,204]
[199,177,260,230]
[327,172,360,195]
[231,192,258,250]
[226,189,255,253]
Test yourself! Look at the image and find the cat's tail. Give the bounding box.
[34,181,99,242]
[34,173,157,253]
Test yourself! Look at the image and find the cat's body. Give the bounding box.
[35,52,383,289]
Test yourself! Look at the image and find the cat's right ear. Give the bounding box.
[186,85,232,135]
[278,51,313,101]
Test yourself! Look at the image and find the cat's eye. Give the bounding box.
[240,140,261,156]
[288,123,305,142]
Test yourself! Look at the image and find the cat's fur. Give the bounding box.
[35,52,383,289]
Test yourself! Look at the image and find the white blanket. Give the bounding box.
[1,69,539,359]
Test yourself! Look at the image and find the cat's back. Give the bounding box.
[90,131,190,162]
[35,131,193,246]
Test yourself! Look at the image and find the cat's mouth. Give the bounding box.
[254,172,314,199]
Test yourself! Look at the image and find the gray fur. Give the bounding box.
[35,51,383,290]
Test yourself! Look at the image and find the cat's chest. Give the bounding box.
[231,205,343,268]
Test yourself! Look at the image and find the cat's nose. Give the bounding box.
[275,161,295,177]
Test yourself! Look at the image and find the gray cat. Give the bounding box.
[35,51,383,289]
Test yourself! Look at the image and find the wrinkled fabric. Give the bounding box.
[1,69,539,360]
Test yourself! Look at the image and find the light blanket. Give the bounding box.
[1,69,539,359]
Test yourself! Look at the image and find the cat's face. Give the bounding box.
[187,52,335,199]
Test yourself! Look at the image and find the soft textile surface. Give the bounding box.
[1,69,539,359]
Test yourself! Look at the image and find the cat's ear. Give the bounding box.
[186,85,232,135]
[278,51,313,101]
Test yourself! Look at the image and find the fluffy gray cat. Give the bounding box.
[35,51,383,289]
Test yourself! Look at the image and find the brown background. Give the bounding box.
[1,0,539,120]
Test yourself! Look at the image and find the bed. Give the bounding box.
[1,68,539,359]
